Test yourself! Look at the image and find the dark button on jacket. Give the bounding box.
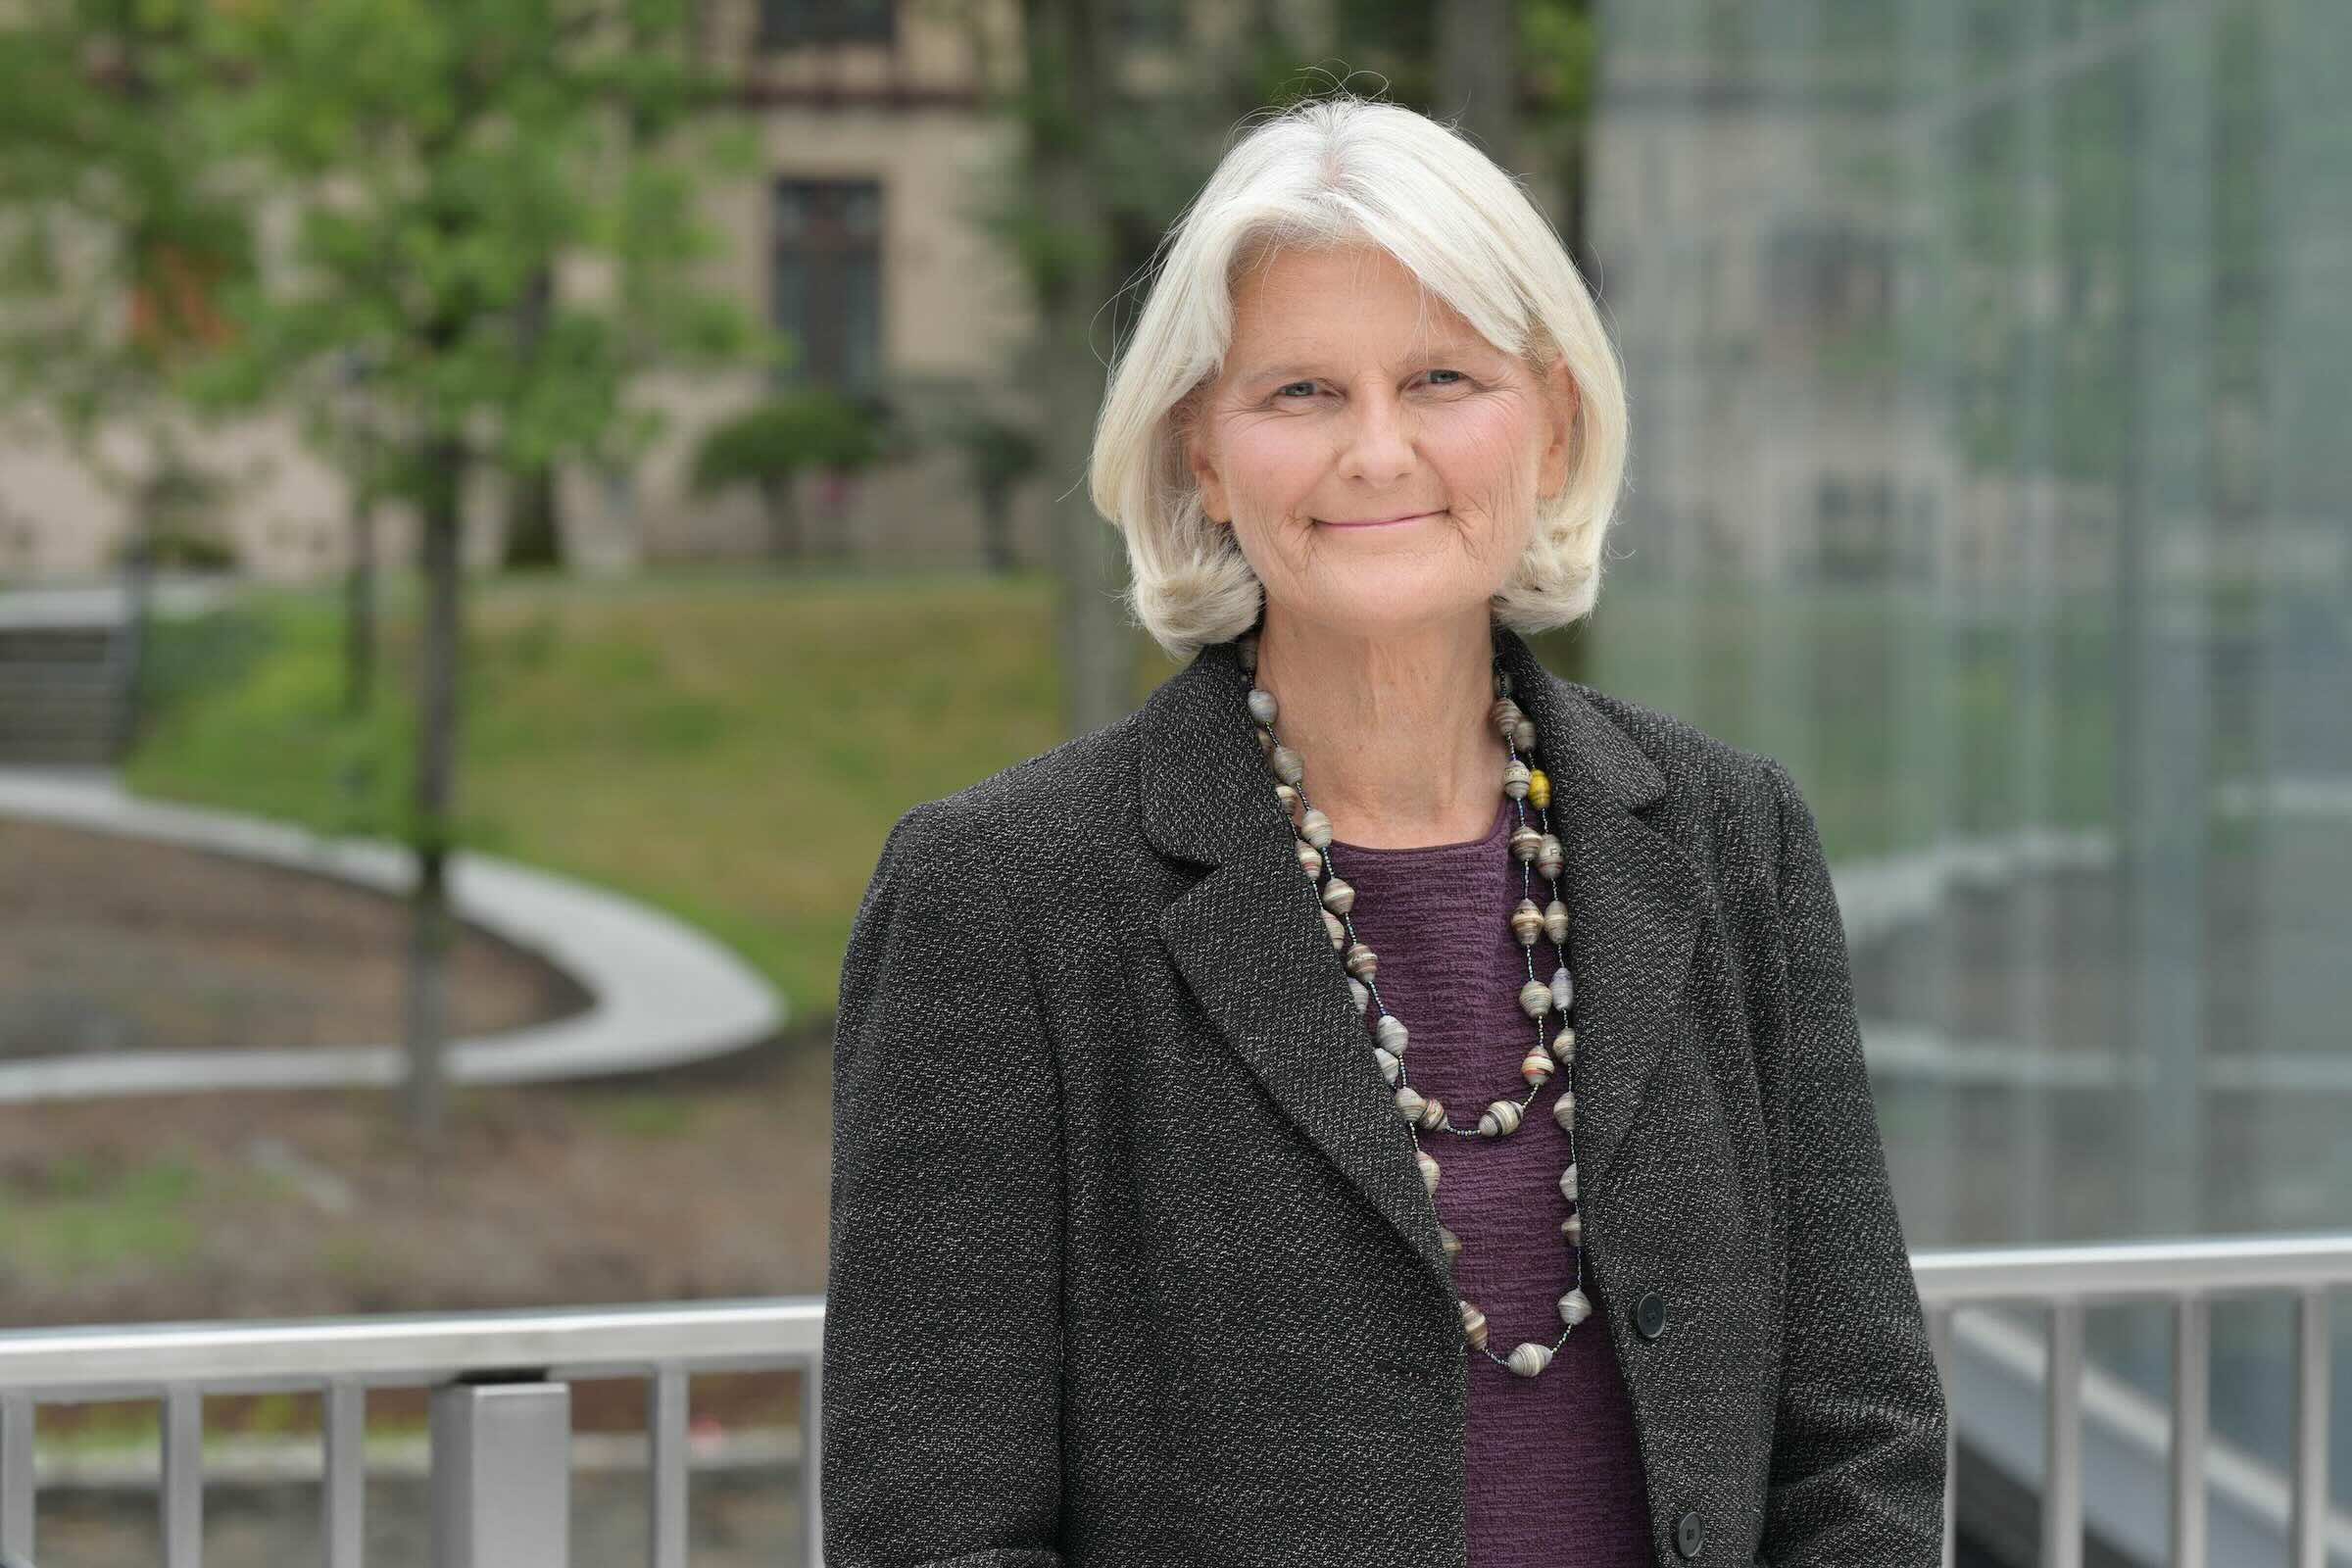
[1676,1508,1707,1557]
[821,624,1950,1566]
[1635,1290,1669,1341]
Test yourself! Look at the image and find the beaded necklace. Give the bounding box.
[1238,626,1591,1379]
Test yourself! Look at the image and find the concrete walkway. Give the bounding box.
[0,575,245,629]
[0,767,785,1102]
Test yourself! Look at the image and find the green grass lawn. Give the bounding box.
[124,564,2127,1023]
[126,565,1186,1021]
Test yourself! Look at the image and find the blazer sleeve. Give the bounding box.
[821,802,1066,1568]
[1754,758,1949,1567]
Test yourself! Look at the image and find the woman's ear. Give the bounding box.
[1186,427,1230,525]
[1538,357,1581,498]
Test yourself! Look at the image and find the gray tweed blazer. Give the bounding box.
[821,622,1947,1567]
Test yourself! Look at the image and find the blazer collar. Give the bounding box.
[1139,621,1704,1304]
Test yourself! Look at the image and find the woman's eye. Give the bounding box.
[1274,370,1467,401]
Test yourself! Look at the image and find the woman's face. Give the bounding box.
[1185,243,1579,640]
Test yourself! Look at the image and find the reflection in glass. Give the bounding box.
[1590,0,2350,1547]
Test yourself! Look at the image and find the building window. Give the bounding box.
[1113,0,1184,47]
[771,177,884,394]
[758,0,893,49]
[1765,221,1892,334]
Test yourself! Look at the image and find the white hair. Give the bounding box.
[1088,91,1632,663]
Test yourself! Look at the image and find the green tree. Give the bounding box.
[0,0,256,752]
[186,0,768,1149]
[688,388,895,564]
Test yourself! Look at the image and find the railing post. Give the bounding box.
[323,1379,367,1568]
[648,1363,688,1568]
[162,1384,201,1568]
[2171,1294,2209,1568]
[1927,1308,1956,1568]
[2042,1300,2083,1568]
[2290,1288,2331,1568]
[0,1394,32,1562]
[804,1352,824,1568]
[429,1375,570,1568]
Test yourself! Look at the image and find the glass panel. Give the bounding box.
[1589,0,2352,1542]
[841,253,880,393]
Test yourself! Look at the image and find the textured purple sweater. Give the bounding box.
[1328,794,1653,1566]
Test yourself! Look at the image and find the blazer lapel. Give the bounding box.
[1503,634,1707,1196]
[1137,623,1705,1306]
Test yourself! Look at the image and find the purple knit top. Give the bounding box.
[1329,794,1653,1566]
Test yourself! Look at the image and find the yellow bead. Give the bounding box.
[1528,768,1550,808]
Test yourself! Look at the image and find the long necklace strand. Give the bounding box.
[1238,628,1591,1379]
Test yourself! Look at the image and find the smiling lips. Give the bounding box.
[1318,511,1442,528]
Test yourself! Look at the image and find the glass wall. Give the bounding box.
[1587,0,2350,1557]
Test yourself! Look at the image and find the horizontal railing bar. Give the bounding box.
[0,1355,814,1407]
[0,1233,2343,1397]
[0,1298,823,1396]
[1911,1232,2352,1305]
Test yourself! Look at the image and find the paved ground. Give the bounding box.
[0,817,589,1057]
[0,576,245,630]
[0,767,784,1102]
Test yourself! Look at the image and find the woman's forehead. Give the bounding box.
[1229,253,1494,352]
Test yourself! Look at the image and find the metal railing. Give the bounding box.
[0,1298,824,1568]
[1916,1231,2352,1568]
[0,1234,2344,1567]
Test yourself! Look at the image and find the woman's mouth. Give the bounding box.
[1316,511,1442,529]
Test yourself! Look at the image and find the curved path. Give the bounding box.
[0,767,785,1103]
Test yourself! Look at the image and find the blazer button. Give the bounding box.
[1635,1290,1669,1341]
[1674,1508,1706,1557]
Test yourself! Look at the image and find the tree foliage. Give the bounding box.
[0,0,253,473]
[180,0,773,503]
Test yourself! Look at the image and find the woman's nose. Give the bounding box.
[1336,392,1417,486]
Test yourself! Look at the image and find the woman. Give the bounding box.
[821,93,1946,1567]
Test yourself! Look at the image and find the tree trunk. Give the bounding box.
[504,462,561,567]
[111,471,155,761]
[402,434,466,1151]
[1023,0,1132,734]
[1436,0,1516,163]
[502,267,563,567]
[760,473,803,562]
[978,479,1017,573]
[343,483,377,717]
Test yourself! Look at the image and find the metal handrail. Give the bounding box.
[1913,1230,2347,1568]
[1912,1230,2352,1305]
[0,1296,823,1397]
[0,1237,2344,1567]
[0,1297,827,1568]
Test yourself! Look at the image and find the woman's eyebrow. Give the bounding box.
[1239,343,1499,382]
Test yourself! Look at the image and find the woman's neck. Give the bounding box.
[1251,609,1510,851]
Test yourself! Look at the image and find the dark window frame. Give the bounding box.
[757,0,895,50]
[770,175,886,395]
